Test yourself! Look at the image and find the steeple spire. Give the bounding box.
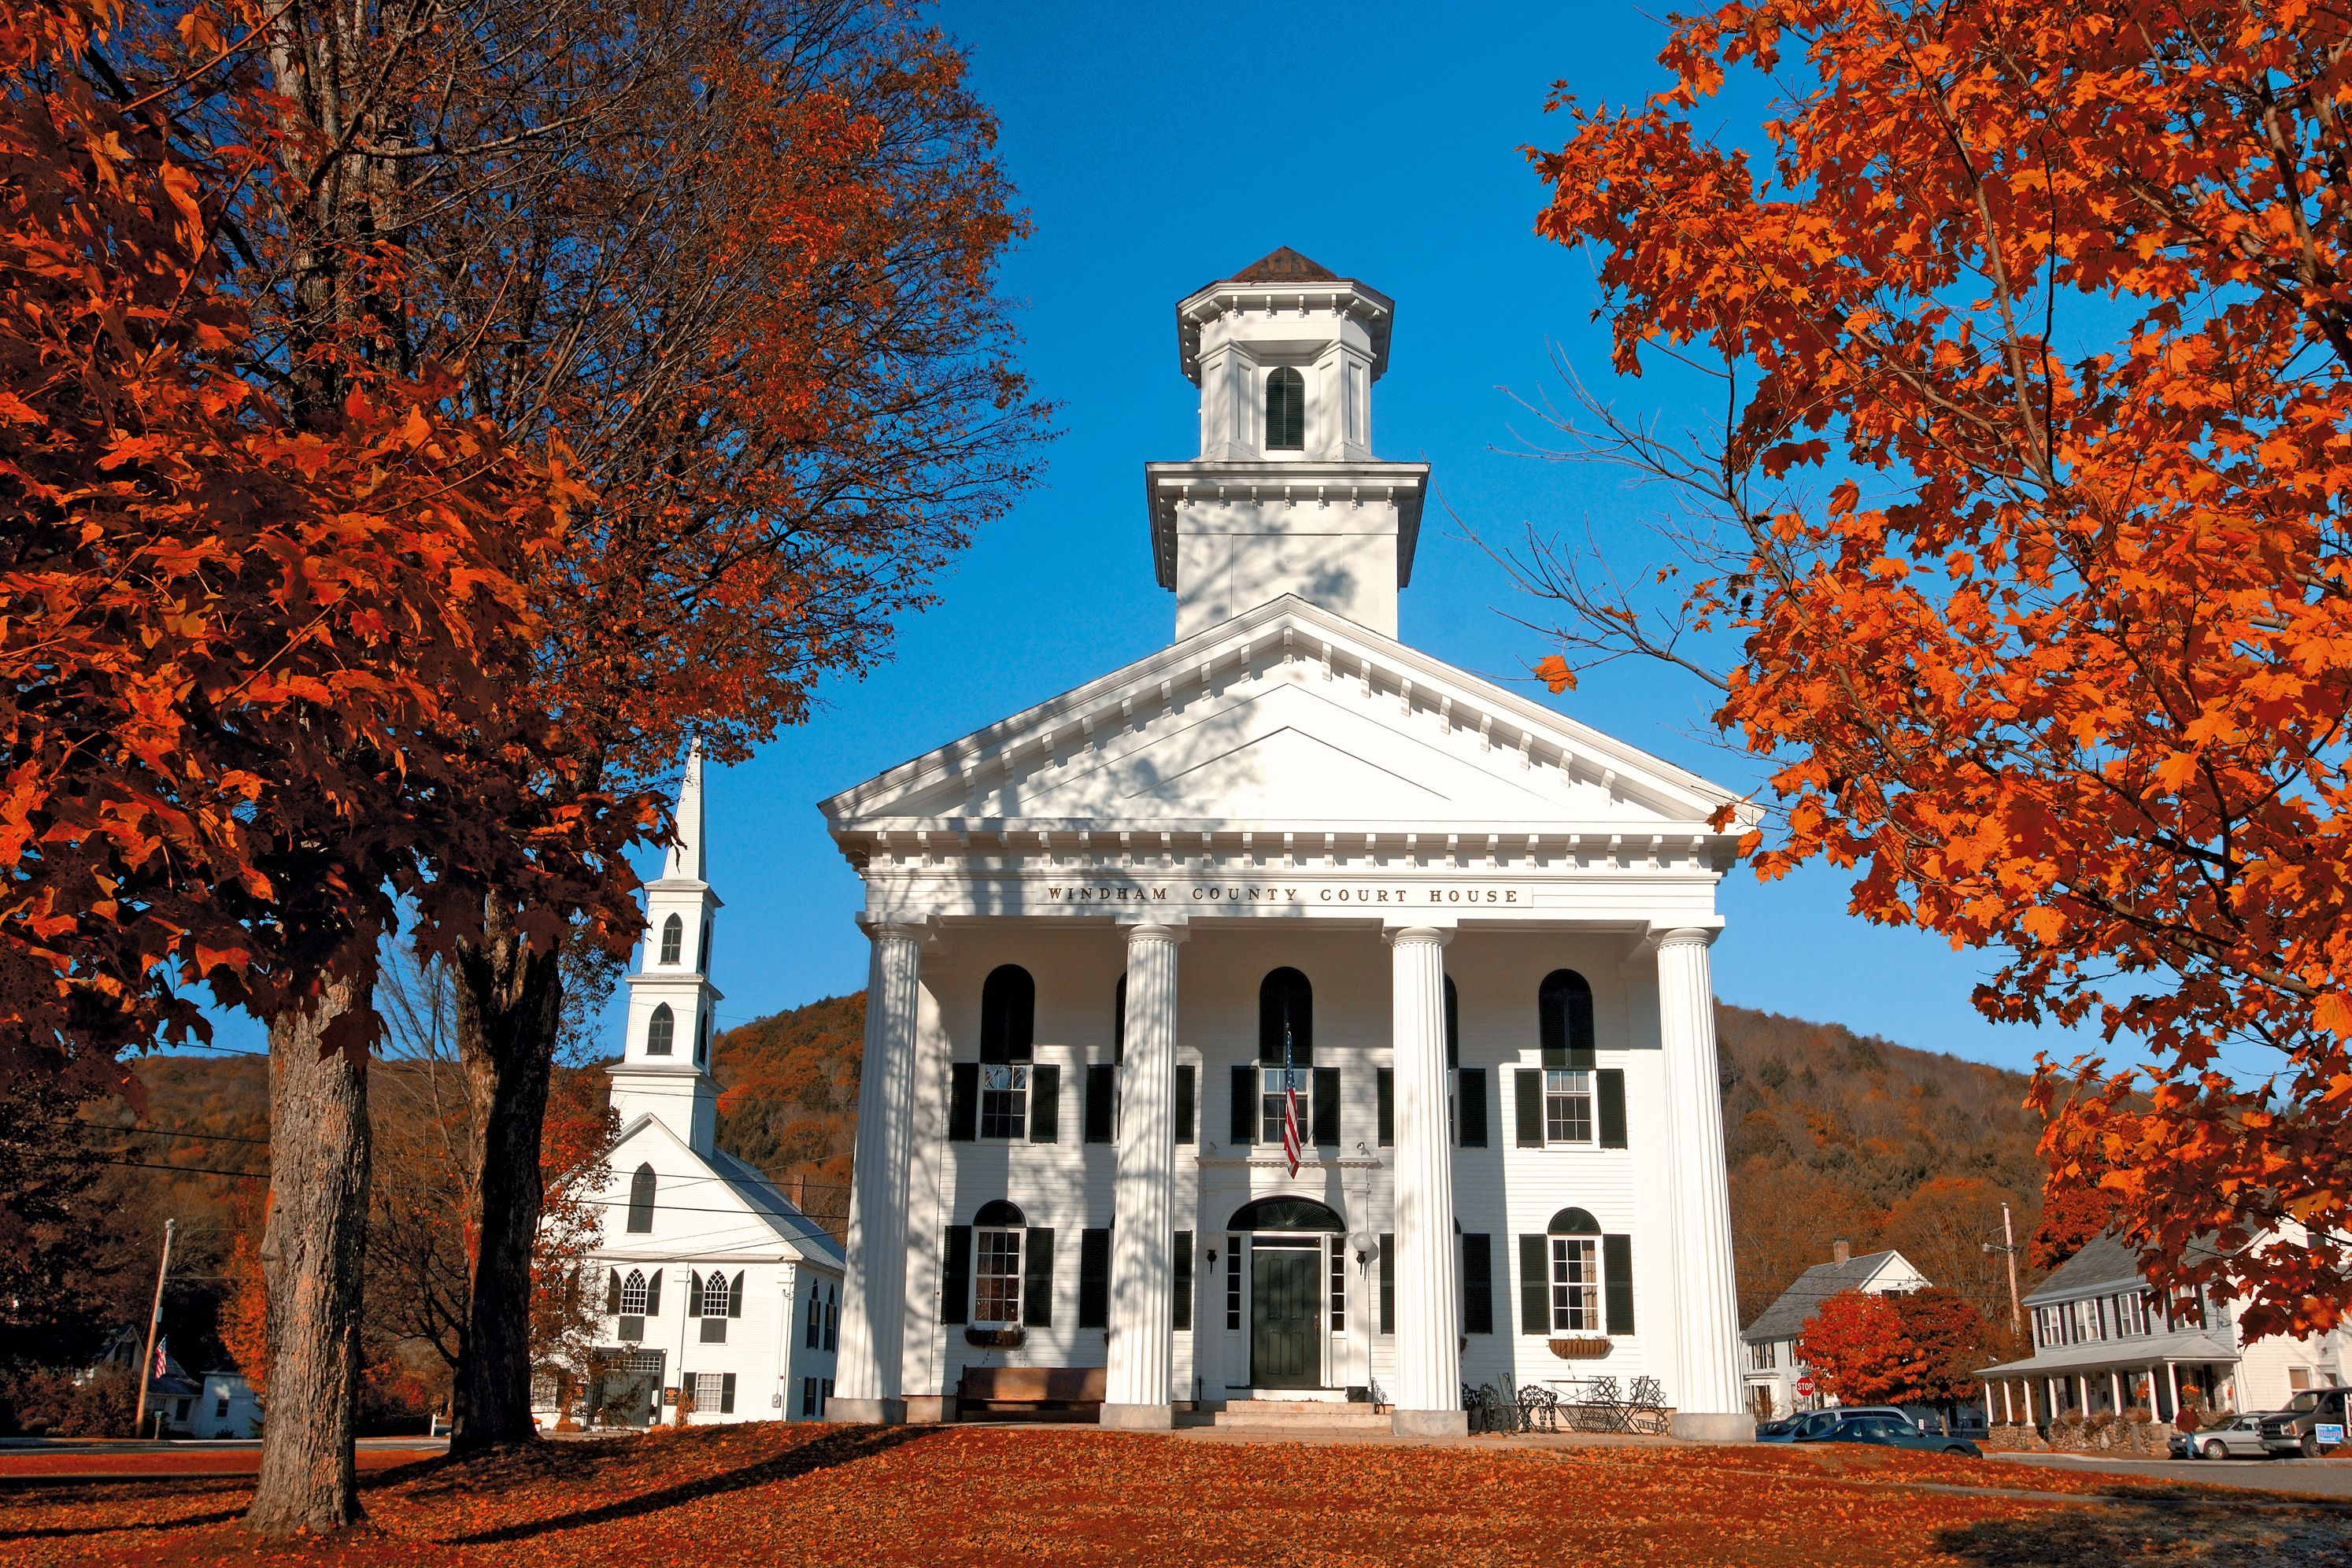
[664,737,707,884]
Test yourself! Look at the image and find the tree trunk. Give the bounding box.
[249,975,372,1537]
[449,901,564,1454]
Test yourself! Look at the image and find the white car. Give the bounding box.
[2169,1411,2274,1460]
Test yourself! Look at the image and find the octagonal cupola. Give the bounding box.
[1148,249,1428,641]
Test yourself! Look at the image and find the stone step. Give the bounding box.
[1211,1407,1390,1429]
[1219,1399,1360,1414]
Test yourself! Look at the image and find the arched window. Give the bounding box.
[972,1200,1027,1326]
[1538,969,1596,1066]
[645,1002,674,1056]
[1548,1207,1601,1235]
[1258,967,1312,1065]
[978,965,1035,1064]
[699,920,712,971]
[1227,1196,1344,1232]
[619,1267,649,1315]
[1265,366,1305,450]
[695,1010,709,1066]
[659,912,683,965]
[627,1163,656,1232]
[1544,1208,1603,1333]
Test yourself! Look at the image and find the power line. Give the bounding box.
[65,1119,269,1147]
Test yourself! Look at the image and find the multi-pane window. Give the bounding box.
[1544,1071,1593,1144]
[645,1004,675,1057]
[1260,1067,1309,1143]
[619,1269,649,1315]
[1549,1237,1600,1332]
[693,1371,724,1414]
[1265,367,1305,450]
[659,913,682,964]
[1329,1244,1347,1333]
[974,1229,1023,1323]
[980,1064,1030,1139]
[1226,1236,1242,1331]
[825,1287,838,1351]
[806,1289,823,1349]
[801,1377,818,1418]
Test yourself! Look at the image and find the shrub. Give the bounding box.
[0,1369,138,1437]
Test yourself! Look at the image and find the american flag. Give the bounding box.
[1281,1072,1303,1177]
[151,1337,167,1379]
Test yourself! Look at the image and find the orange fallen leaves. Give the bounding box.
[0,1422,2324,1567]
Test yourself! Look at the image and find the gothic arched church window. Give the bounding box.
[1265,366,1305,450]
[627,1163,656,1233]
[645,1003,675,1056]
[659,912,683,965]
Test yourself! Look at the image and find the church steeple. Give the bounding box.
[1148,250,1428,640]
[609,740,724,1152]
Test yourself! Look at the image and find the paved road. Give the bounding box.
[1991,1450,2352,1500]
[0,1437,444,1481]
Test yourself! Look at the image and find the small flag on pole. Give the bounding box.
[152,1337,168,1379]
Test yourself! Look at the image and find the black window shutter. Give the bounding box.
[686,1271,704,1317]
[729,1271,745,1318]
[1231,1064,1255,1145]
[1603,1234,1634,1333]
[1458,1067,1489,1147]
[1462,1234,1494,1334]
[645,1270,663,1316]
[1514,1069,1545,1146]
[1597,1069,1628,1148]
[1078,1228,1111,1329]
[1083,1063,1116,1144]
[1312,1067,1341,1146]
[1519,1235,1550,1335]
[1173,1231,1194,1331]
[1376,1067,1394,1147]
[1022,1226,1055,1327]
[605,1269,621,1314]
[941,1226,972,1326]
[948,1063,978,1142]
[1174,1065,1196,1145]
[1378,1233,1396,1334]
[1029,1064,1060,1143]
[720,1373,737,1414]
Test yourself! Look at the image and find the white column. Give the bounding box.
[1104,920,1184,1429]
[2022,1378,2034,1426]
[2165,1360,2180,1420]
[1388,926,1464,1437]
[1656,927,1748,1440]
[1982,1384,1995,1428]
[833,920,923,1423]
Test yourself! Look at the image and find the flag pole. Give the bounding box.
[134,1218,176,1440]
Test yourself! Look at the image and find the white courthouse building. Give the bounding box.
[819,250,1757,1439]
[547,745,846,1429]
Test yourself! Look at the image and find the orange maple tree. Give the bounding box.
[1518,1,2352,1337]
[1795,1289,1911,1407]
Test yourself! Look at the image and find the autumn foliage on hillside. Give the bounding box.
[1522,1,2352,1336]
[714,993,864,1231]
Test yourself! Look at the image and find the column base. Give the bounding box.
[827,1397,908,1426]
[902,1396,958,1424]
[1099,1402,1174,1431]
[1669,1411,1756,1443]
[1391,1409,1470,1438]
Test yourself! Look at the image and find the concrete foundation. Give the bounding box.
[1670,1411,1757,1443]
[902,1395,957,1424]
[1391,1409,1470,1438]
[1100,1401,1175,1431]
[829,1397,907,1426]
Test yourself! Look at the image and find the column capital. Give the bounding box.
[1382,924,1454,947]
[856,915,930,946]
[1654,925,1718,951]
[1119,917,1189,945]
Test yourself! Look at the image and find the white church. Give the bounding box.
[815,250,1758,1439]
[545,744,845,1429]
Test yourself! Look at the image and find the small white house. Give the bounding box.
[190,1370,261,1438]
[1739,1242,1930,1419]
[539,744,846,1431]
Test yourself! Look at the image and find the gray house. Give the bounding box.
[1740,1243,1929,1418]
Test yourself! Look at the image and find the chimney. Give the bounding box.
[1832,1238,1851,1266]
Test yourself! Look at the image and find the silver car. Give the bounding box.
[2169,1411,2273,1459]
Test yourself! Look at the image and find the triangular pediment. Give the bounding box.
[821,597,1747,836]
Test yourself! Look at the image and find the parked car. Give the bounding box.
[2169,1411,2276,1460]
[2258,1387,2351,1458]
[1757,1407,1917,1444]
[1795,1411,1983,1457]
[1900,1405,1988,1438]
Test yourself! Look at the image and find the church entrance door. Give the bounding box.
[1251,1244,1320,1389]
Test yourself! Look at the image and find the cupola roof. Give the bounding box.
[1225,246,1341,284]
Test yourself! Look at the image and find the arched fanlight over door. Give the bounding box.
[1228,1196,1345,1233]
[1265,366,1305,450]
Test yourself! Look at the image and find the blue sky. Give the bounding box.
[192,3,2093,1076]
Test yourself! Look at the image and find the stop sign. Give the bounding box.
[1795,1378,1816,1397]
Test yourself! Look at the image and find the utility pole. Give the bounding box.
[133,1219,176,1441]
[1981,1204,2024,1333]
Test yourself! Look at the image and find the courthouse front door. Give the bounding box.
[1251,1244,1321,1389]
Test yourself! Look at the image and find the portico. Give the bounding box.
[823,251,1755,1439]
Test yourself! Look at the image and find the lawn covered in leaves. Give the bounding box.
[3,1423,2346,1566]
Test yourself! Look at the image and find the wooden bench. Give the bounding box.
[956,1366,1107,1422]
